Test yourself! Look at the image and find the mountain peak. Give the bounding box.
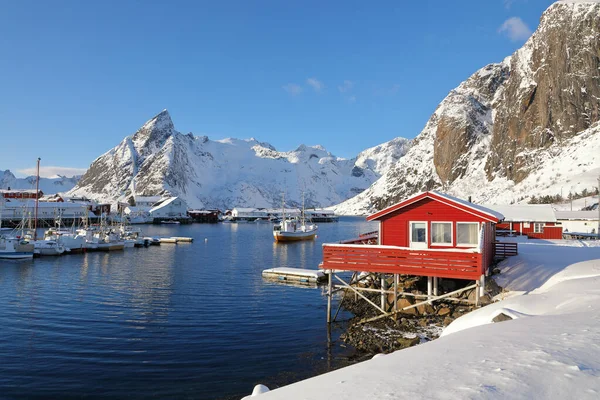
[132,109,176,149]
[141,109,174,132]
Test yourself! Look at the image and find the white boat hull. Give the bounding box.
[0,251,34,260]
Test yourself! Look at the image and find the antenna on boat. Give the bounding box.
[34,157,41,241]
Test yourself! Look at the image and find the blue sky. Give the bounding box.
[0,0,553,177]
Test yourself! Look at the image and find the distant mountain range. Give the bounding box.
[0,170,81,195]
[68,110,412,209]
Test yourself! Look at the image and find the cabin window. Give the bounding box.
[534,223,544,233]
[457,222,479,246]
[431,222,452,245]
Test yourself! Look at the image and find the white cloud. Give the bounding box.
[374,83,401,96]
[504,0,515,9]
[282,83,303,96]
[338,80,354,93]
[498,17,532,42]
[306,77,324,92]
[347,96,357,103]
[17,166,87,178]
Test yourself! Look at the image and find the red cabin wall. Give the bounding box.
[379,197,490,249]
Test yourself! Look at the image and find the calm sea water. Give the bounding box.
[0,217,376,399]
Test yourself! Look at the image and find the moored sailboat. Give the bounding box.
[273,192,318,242]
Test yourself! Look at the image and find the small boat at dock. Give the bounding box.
[0,237,34,260]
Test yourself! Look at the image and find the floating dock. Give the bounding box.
[159,236,194,244]
[262,267,326,283]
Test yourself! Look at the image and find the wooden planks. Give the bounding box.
[321,244,483,280]
[494,242,518,258]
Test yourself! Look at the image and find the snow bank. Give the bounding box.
[251,240,600,399]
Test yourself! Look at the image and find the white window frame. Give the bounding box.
[430,221,453,246]
[409,221,428,249]
[533,222,544,234]
[456,222,480,247]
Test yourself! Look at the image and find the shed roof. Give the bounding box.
[554,210,599,221]
[480,204,557,223]
[367,191,504,223]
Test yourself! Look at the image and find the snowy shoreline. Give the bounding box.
[245,238,600,399]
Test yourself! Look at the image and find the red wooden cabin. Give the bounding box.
[321,191,504,282]
[483,204,562,239]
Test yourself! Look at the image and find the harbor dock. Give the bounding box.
[262,267,326,283]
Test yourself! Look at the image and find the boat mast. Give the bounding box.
[282,192,286,224]
[34,157,41,240]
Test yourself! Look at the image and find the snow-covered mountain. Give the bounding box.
[335,0,600,215]
[0,170,81,194]
[69,111,411,209]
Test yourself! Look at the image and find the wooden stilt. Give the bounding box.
[427,276,433,304]
[433,277,438,297]
[479,275,485,298]
[380,274,386,311]
[475,279,480,307]
[393,273,398,322]
[327,270,332,324]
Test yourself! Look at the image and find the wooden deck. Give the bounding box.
[320,244,484,280]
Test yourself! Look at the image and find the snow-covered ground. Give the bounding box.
[249,239,600,399]
[553,195,599,211]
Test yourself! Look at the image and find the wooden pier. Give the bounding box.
[262,267,326,283]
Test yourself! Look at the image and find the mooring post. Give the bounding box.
[327,270,333,324]
[433,277,439,297]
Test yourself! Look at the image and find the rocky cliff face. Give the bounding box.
[335,0,600,214]
[70,110,412,209]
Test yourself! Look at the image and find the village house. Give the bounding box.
[482,204,563,239]
[320,191,505,318]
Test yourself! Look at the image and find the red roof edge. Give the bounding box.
[366,191,501,223]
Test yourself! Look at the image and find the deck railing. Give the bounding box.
[494,242,518,258]
[321,244,483,280]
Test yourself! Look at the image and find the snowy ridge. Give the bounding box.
[0,170,81,194]
[69,111,412,209]
[334,1,600,215]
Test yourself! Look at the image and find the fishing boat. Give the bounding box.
[273,193,318,242]
[0,237,34,259]
[44,228,86,253]
[32,240,66,256]
[161,220,181,225]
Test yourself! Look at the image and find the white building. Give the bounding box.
[148,197,188,220]
[0,200,93,220]
[135,196,162,207]
[555,211,599,234]
[231,208,269,219]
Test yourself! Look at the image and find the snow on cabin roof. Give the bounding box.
[0,189,42,194]
[149,196,180,212]
[367,191,504,222]
[480,204,557,222]
[431,191,505,221]
[135,195,162,203]
[555,210,599,221]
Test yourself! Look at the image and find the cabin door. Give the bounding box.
[409,222,428,249]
